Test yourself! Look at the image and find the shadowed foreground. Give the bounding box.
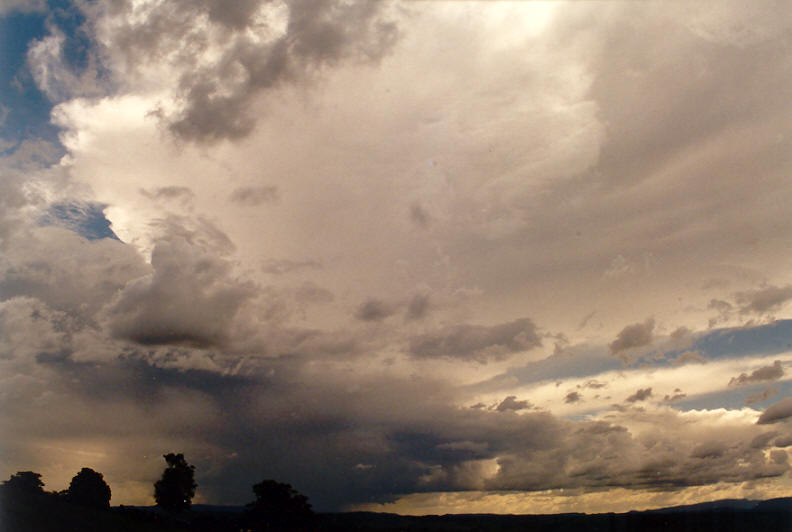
[2,492,791,532]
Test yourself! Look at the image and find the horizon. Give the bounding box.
[2,0,792,515]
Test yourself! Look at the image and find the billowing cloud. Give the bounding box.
[92,0,399,143]
[107,230,255,348]
[408,318,541,363]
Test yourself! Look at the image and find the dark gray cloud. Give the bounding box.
[355,298,396,322]
[109,0,399,142]
[736,285,792,315]
[626,388,653,403]
[757,397,792,425]
[609,319,654,355]
[408,318,541,363]
[729,360,784,387]
[229,186,280,206]
[107,232,255,348]
[495,396,531,412]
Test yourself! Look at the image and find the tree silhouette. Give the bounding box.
[67,467,111,508]
[244,479,314,531]
[2,472,44,494]
[154,453,196,512]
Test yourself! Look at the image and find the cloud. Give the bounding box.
[229,186,280,206]
[609,319,654,356]
[409,203,431,229]
[140,186,195,203]
[736,285,792,315]
[107,231,255,348]
[673,350,706,366]
[495,396,531,412]
[625,388,653,403]
[405,293,430,321]
[99,0,399,143]
[261,258,322,275]
[354,298,396,322]
[746,387,779,406]
[757,397,792,425]
[564,391,581,404]
[408,318,541,363]
[729,360,784,387]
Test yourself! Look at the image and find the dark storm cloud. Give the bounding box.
[736,285,792,315]
[729,360,784,387]
[229,186,280,206]
[108,0,399,142]
[625,388,653,403]
[108,231,255,348]
[408,318,541,363]
[609,318,654,355]
[757,397,792,425]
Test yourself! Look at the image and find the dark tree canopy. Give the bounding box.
[2,471,44,494]
[67,467,111,508]
[245,479,313,531]
[154,453,196,512]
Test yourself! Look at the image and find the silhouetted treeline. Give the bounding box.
[2,460,790,531]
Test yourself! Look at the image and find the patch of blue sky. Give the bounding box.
[40,201,119,241]
[493,345,621,388]
[671,380,792,414]
[0,9,56,147]
[656,320,792,366]
[1,1,110,150]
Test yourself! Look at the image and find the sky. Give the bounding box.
[2,0,792,514]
